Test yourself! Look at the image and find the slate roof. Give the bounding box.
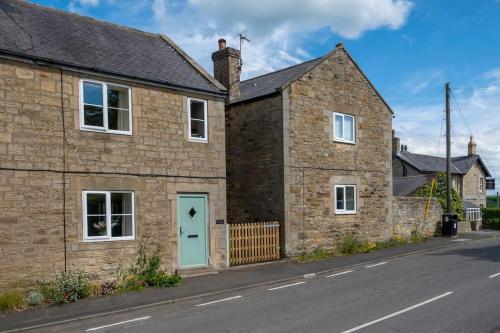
[452,155,491,177]
[233,57,323,103]
[393,175,432,196]
[0,0,225,95]
[463,200,480,209]
[397,151,462,174]
[231,45,394,114]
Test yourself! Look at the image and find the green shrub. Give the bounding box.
[101,281,116,295]
[0,290,26,312]
[118,242,182,292]
[482,208,500,229]
[39,271,91,304]
[26,290,44,306]
[297,248,332,262]
[341,235,360,254]
[414,172,464,220]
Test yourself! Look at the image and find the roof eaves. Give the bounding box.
[158,34,227,93]
[0,50,227,98]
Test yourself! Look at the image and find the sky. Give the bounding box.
[31,0,500,193]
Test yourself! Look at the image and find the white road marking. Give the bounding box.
[341,291,454,333]
[489,272,500,279]
[451,238,471,242]
[326,270,354,278]
[268,281,306,291]
[195,295,242,307]
[303,273,316,279]
[86,316,151,331]
[365,262,387,268]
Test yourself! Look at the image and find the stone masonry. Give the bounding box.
[392,197,442,238]
[0,58,227,291]
[226,46,394,256]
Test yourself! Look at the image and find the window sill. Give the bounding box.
[333,139,356,145]
[335,211,357,215]
[80,127,132,136]
[83,237,135,243]
[188,137,208,143]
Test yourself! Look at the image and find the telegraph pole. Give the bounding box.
[446,82,452,214]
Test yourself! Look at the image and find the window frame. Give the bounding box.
[187,97,208,143]
[79,79,132,135]
[333,112,356,144]
[82,190,135,242]
[479,177,484,193]
[334,185,357,214]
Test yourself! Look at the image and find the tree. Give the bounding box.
[414,172,464,220]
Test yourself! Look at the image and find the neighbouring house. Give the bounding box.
[0,0,228,291]
[214,40,394,256]
[392,131,491,218]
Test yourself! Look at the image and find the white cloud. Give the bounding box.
[187,0,413,39]
[149,0,413,79]
[394,69,500,191]
[78,0,99,5]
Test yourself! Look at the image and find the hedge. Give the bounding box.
[482,208,500,229]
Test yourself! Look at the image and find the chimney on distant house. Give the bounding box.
[392,130,401,153]
[212,38,241,100]
[468,135,477,156]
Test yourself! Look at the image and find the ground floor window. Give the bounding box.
[83,191,135,241]
[334,185,357,214]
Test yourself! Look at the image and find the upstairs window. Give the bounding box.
[83,191,135,241]
[80,80,132,134]
[479,177,484,193]
[333,112,355,144]
[188,98,208,142]
[334,185,357,214]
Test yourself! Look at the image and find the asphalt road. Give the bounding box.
[35,237,500,333]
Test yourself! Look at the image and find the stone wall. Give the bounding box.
[393,196,442,238]
[225,95,284,224]
[0,58,227,291]
[283,48,393,255]
[462,162,487,208]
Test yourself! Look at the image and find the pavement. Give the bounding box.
[1,230,499,333]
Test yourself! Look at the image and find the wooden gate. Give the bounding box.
[229,221,280,266]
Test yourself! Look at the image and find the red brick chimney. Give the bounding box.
[212,38,241,100]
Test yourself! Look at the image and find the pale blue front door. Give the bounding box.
[178,194,208,268]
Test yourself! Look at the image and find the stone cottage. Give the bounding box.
[0,0,228,291]
[214,40,394,255]
[393,132,491,209]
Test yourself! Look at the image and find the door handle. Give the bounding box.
[180,227,184,236]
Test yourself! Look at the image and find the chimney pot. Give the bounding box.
[218,38,226,50]
[468,135,477,156]
[212,39,241,100]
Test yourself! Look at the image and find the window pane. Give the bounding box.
[83,82,103,106]
[111,193,132,214]
[191,119,205,138]
[334,115,343,139]
[108,85,129,109]
[84,105,104,127]
[108,108,130,131]
[346,186,355,211]
[86,193,106,215]
[111,215,133,237]
[344,116,354,141]
[87,215,107,237]
[190,100,205,120]
[336,187,344,210]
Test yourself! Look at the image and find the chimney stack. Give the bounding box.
[392,130,401,154]
[468,135,477,156]
[212,38,240,100]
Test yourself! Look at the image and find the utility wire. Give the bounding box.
[390,89,443,115]
[450,89,497,175]
[437,110,445,156]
